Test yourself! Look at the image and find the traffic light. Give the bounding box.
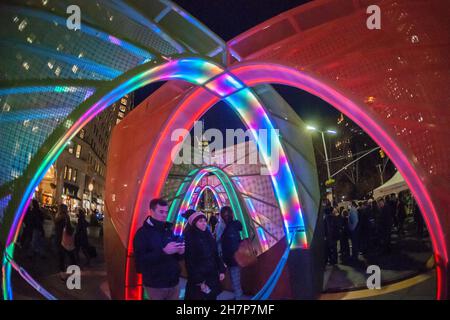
[379,149,385,158]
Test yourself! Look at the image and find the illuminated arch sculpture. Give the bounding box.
[168,166,252,238]
[0,0,449,300]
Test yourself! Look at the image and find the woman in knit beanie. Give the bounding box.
[184,211,226,300]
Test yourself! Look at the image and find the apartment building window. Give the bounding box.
[116,118,121,125]
[64,166,68,180]
[67,168,72,181]
[76,144,82,158]
[79,129,85,139]
[120,98,127,105]
[118,112,124,119]
[68,144,74,154]
[72,169,77,183]
[119,105,126,112]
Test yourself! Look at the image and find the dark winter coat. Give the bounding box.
[30,207,45,235]
[133,217,181,288]
[184,226,225,300]
[220,220,243,267]
[54,213,69,247]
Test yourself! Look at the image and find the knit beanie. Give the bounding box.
[187,211,207,226]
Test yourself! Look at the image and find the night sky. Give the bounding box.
[134,0,339,133]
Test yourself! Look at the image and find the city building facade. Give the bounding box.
[35,94,133,214]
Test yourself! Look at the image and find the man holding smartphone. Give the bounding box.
[133,198,185,300]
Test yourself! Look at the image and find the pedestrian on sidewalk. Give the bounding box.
[55,204,77,280]
[324,206,342,265]
[339,209,351,263]
[348,201,360,262]
[75,208,91,267]
[29,199,46,259]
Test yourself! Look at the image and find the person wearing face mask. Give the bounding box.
[184,211,226,300]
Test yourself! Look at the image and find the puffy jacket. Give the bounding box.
[220,220,243,267]
[133,217,181,288]
[184,227,225,299]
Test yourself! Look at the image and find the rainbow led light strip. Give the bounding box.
[194,185,224,209]
[230,61,448,299]
[3,57,308,300]
[2,58,224,300]
[224,89,307,247]
[126,64,308,298]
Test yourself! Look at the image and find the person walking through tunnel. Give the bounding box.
[55,204,77,280]
[208,212,219,234]
[220,206,244,300]
[184,211,225,300]
[75,208,91,267]
[133,198,184,300]
[214,211,226,256]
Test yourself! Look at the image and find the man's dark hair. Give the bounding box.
[351,201,358,207]
[220,206,234,223]
[149,198,168,211]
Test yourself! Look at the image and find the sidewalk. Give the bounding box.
[323,217,433,292]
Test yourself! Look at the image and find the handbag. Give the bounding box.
[233,238,257,268]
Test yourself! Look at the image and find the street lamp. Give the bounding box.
[306,125,337,181]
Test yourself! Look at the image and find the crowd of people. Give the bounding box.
[323,193,425,266]
[133,198,244,300]
[19,201,97,280]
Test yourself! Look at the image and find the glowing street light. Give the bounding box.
[306,124,338,201]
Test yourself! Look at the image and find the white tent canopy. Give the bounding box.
[373,171,408,199]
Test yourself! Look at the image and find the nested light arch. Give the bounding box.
[193,185,224,209]
[227,61,448,299]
